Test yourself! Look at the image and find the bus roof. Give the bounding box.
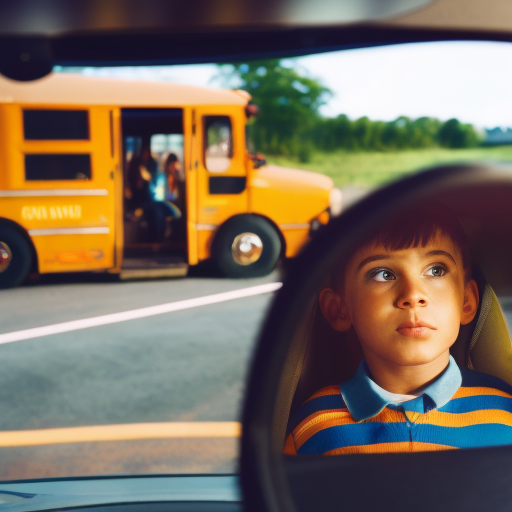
[0,73,250,107]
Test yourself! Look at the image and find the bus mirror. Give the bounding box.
[251,154,266,169]
[240,162,512,512]
[245,104,260,119]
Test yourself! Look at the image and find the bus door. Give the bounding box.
[194,107,248,261]
[4,105,118,273]
[120,109,186,254]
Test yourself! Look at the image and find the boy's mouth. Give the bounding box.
[396,321,436,338]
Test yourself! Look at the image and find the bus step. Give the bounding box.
[120,262,188,280]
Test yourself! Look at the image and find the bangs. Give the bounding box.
[370,213,464,254]
[333,203,472,287]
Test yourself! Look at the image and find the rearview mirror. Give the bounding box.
[241,163,512,512]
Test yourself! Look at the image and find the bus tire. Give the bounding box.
[0,226,32,289]
[212,216,281,278]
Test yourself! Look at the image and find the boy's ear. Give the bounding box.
[319,288,352,332]
[461,279,479,326]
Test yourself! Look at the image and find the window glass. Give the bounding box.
[3,40,512,484]
[150,134,184,200]
[124,136,142,162]
[25,154,91,180]
[204,116,232,172]
[23,109,89,140]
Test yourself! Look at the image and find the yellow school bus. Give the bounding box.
[0,73,341,287]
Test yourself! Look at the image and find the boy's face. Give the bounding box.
[323,233,478,368]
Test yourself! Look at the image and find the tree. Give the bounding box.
[439,118,481,148]
[216,60,331,161]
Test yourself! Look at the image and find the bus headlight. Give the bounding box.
[329,188,343,217]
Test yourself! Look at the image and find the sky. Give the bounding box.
[57,41,512,129]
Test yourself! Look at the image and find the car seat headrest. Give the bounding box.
[466,284,512,384]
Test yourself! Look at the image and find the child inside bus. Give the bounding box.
[164,153,185,205]
[284,205,512,455]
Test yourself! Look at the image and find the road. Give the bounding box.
[0,273,280,479]
[2,271,512,481]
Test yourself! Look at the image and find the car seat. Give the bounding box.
[272,268,512,451]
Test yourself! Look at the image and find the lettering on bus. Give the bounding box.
[21,205,82,221]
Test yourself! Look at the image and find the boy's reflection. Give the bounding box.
[285,204,512,455]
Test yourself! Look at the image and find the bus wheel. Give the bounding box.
[0,226,32,289]
[212,216,281,278]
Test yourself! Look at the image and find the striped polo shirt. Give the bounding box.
[284,356,512,455]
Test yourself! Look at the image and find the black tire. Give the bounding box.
[212,215,281,278]
[0,226,32,289]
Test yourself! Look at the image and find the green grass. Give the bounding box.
[266,146,512,188]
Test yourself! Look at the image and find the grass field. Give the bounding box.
[266,146,512,188]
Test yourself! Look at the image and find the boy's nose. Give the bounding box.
[396,279,428,309]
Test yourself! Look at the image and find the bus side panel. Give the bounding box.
[184,107,198,265]
[197,229,214,261]
[111,107,123,271]
[0,104,117,273]
[194,105,248,262]
[32,232,116,272]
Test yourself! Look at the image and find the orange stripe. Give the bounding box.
[422,409,512,428]
[364,408,409,423]
[303,385,341,403]
[324,442,456,455]
[293,409,352,449]
[283,433,297,455]
[453,387,512,399]
[293,407,409,449]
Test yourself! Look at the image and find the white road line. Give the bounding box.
[0,282,282,345]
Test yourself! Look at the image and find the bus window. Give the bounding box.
[125,136,142,163]
[150,134,184,202]
[23,109,89,140]
[25,154,91,180]
[204,116,232,173]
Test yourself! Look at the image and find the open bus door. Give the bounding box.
[193,106,249,264]
[119,107,189,279]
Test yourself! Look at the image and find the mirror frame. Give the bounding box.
[241,163,512,512]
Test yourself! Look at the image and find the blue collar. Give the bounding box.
[339,356,462,422]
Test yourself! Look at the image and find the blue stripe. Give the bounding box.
[288,394,346,433]
[414,423,512,448]
[439,395,512,414]
[297,420,512,454]
[297,422,410,454]
[460,368,512,395]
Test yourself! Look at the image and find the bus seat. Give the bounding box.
[272,274,512,452]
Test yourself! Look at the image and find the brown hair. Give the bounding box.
[166,153,179,166]
[333,202,471,287]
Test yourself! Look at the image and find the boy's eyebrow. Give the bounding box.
[357,254,389,271]
[425,250,457,265]
[356,249,457,271]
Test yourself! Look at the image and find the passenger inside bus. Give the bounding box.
[164,153,185,208]
[125,143,182,242]
[125,143,153,211]
[121,110,187,271]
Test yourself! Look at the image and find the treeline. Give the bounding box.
[249,115,483,163]
[218,60,483,163]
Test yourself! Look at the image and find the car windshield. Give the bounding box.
[2,40,512,481]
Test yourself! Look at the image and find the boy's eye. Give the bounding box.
[371,269,396,282]
[427,265,446,277]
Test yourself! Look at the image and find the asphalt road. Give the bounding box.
[0,272,280,479]
[2,271,512,480]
